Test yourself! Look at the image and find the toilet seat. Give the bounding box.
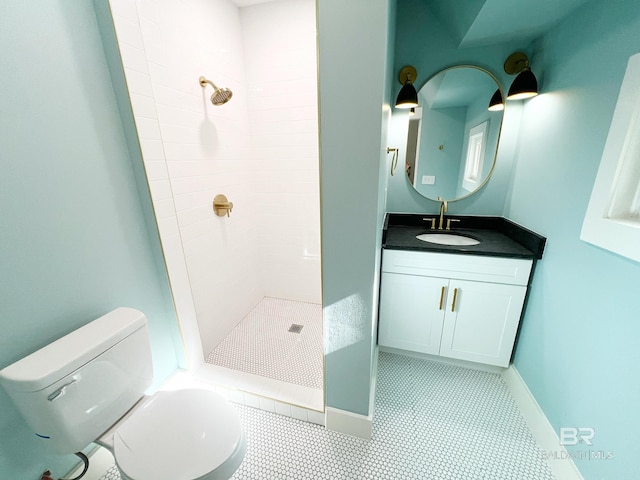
[112,389,246,480]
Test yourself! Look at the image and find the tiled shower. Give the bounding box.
[107,0,321,405]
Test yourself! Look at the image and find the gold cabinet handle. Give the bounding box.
[451,288,458,312]
[439,286,445,310]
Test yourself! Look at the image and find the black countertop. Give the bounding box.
[383,214,546,260]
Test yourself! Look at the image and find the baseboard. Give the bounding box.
[325,406,372,439]
[502,365,584,480]
[379,346,504,374]
[324,347,378,440]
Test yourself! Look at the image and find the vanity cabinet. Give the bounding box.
[378,250,533,368]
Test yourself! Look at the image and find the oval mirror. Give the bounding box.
[405,65,504,202]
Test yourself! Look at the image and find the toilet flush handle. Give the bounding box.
[47,378,78,402]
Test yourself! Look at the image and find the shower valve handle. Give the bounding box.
[213,194,233,217]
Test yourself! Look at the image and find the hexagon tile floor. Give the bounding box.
[205,297,323,389]
[99,352,555,479]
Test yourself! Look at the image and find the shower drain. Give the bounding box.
[288,324,304,333]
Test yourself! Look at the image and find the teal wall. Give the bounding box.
[392,0,640,477]
[506,1,640,478]
[0,2,181,477]
[415,106,465,198]
[318,0,393,416]
[387,0,525,215]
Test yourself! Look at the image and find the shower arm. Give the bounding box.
[199,76,220,90]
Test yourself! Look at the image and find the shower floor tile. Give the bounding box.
[99,352,555,480]
[206,297,323,390]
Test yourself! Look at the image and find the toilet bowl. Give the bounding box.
[0,308,246,480]
[102,389,246,480]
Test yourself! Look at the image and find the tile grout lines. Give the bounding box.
[101,352,555,480]
[205,297,323,389]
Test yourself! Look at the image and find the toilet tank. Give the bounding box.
[0,308,153,454]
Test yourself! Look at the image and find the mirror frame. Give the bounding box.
[406,64,504,203]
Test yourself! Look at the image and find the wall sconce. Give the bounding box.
[395,66,419,109]
[487,89,504,111]
[504,52,538,100]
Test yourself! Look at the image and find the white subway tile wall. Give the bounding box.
[109,0,204,368]
[241,0,321,305]
[109,0,320,362]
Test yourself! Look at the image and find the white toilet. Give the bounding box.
[0,308,246,480]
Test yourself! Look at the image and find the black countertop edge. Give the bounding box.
[383,213,546,260]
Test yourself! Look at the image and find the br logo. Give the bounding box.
[560,427,595,446]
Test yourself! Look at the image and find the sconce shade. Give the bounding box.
[396,83,419,109]
[396,65,418,109]
[507,69,538,100]
[488,89,504,111]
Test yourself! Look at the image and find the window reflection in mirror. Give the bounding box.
[405,66,504,202]
[462,120,488,192]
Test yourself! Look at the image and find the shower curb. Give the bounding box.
[222,386,326,426]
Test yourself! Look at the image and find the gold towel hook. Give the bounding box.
[387,147,399,176]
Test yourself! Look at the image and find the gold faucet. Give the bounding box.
[438,197,448,230]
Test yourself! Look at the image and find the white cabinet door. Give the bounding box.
[439,279,527,367]
[378,272,446,355]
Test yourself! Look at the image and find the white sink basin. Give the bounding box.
[416,233,481,246]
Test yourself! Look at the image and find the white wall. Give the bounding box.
[242,0,321,304]
[107,0,320,358]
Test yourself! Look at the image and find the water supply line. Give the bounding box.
[41,452,89,480]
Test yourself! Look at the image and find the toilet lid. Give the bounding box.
[113,389,245,480]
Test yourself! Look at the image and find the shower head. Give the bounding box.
[199,76,233,106]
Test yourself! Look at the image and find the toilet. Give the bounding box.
[0,308,246,480]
